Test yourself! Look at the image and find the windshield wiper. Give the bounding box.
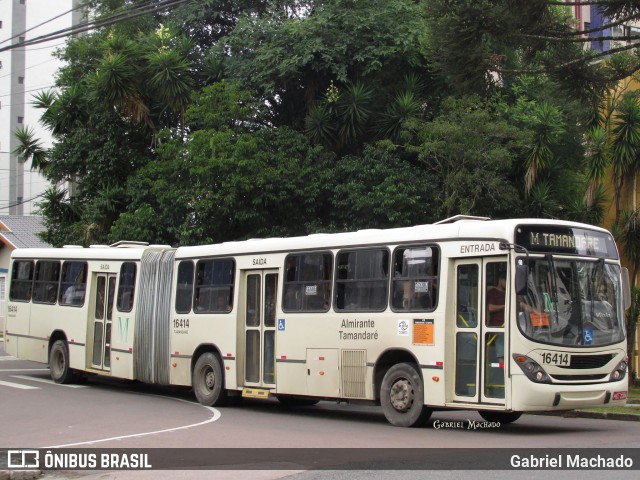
[546,254,560,327]
[589,258,605,324]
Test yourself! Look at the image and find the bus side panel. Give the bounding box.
[109,311,136,380]
[23,303,52,364]
[169,316,239,388]
[4,300,30,358]
[34,302,88,370]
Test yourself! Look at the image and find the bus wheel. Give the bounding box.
[49,340,75,384]
[193,353,228,407]
[479,411,522,424]
[381,363,432,427]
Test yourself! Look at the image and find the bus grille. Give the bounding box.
[558,354,614,370]
[341,349,366,398]
[550,374,608,381]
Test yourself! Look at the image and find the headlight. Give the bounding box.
[513,354,551,384]
[609,359,627,382]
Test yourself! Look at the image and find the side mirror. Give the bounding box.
[622,267,631,311]
[515,264,528,296]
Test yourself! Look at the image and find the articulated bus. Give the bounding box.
[4,216,631,427]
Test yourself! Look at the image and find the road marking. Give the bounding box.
[0,379,39,390]
[11,375,88,388]
[0,356,18,361]
[45,396,221,448]
[0,368,49,372]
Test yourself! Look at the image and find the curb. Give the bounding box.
[539,410,640,422]
[0,471,42,480]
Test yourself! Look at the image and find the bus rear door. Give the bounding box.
[89,273,117,371]
[241,269,278,393]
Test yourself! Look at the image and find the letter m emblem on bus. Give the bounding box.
[118,317,130,342]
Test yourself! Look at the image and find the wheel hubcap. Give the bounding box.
[390,378,413,412]
[54,352,63,375]
[204,368,215,391]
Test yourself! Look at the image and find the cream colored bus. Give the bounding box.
[4,217,631,427]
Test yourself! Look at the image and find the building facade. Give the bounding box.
[0,0,84,215]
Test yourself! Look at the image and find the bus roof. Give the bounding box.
[10,218,613,261]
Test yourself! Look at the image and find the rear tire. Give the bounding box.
[49,340,75,384]
[192,352,228,406]
[479,410,522,424]
[380,362,432,427]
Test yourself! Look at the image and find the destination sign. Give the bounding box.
[515,226,618,258]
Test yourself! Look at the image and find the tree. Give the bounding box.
[20,1,204,245]
[610,92,640,224]
[112,82,332,245]
[410,97,525,219]
[330,144,436,230]
[221,0,431,129]
[424,0,640,98]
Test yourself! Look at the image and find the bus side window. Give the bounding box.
[32,260,61,304]
[10,260,34,302]
[175,260,195,314]
[335,249,389,312]
[59,261,88,306]
[117,262,137,312]
[391,246,439,312]
[194,258,235,314]
[282,253,332,312]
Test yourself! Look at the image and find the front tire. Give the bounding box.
[479,411,522,424]
[192,352,228,406]
[380,362,432,427]
[49,340,75,384]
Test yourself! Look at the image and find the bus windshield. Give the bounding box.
[516,256,625,347]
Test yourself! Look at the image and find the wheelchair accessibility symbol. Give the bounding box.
[583,329,593,345]
[278,319,286,331]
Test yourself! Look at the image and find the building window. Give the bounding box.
[19,36,25,43]
[17,116,23,124]
[18,76,24,84]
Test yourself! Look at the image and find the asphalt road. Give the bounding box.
[1,339,638,480]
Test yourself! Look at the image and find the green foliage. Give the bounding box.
[424,0,640,100]
[13,126,49,172]
[28,0,636,250]
[330,145,435,230]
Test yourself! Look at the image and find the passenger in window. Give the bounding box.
[487,273,506,364]
[487,274,506,327]
[62,283,84,305]
[48,285,57,303]
[217,294,232,313]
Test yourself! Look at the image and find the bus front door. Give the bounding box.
[90,273,117,371]
[243,269,278,389]
[452,258,507,406]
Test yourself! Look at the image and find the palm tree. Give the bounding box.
[584,125,610,209]
[13,126,49,172]
[523,102,565,197]
[610,92,640,224]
